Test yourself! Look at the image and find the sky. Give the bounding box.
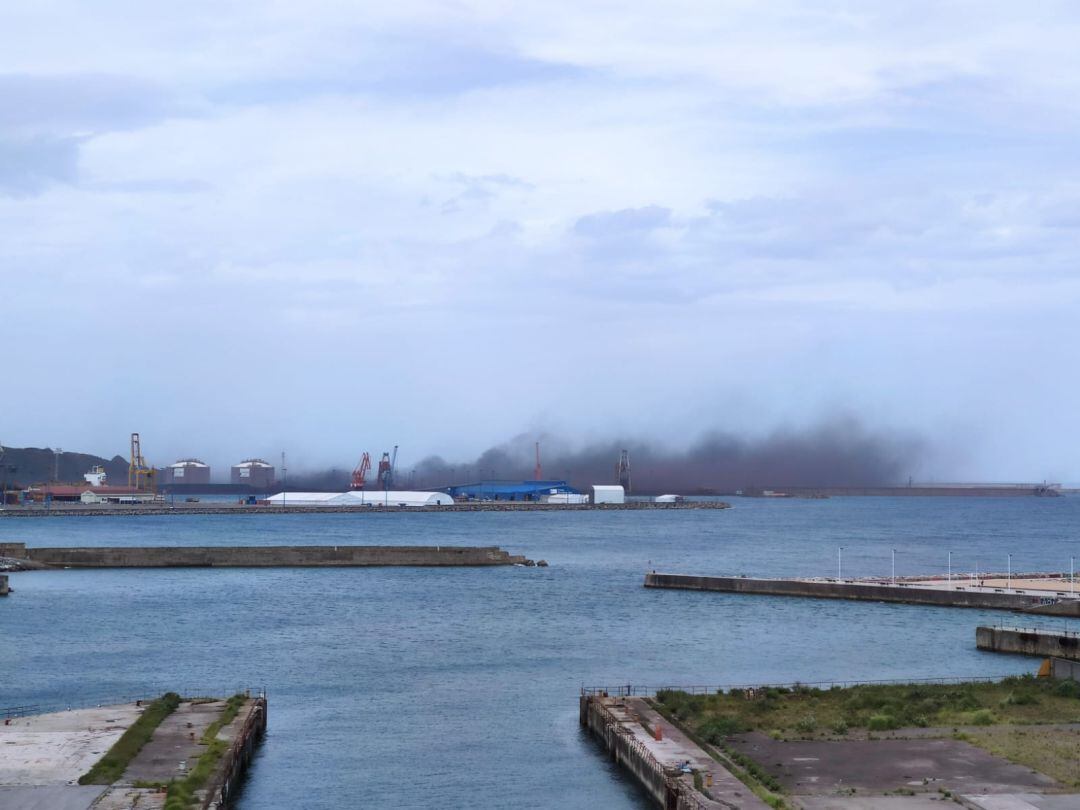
[2,1,1079,481]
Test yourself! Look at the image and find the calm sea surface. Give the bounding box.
[3,497,1080,808]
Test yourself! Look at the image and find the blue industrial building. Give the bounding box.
[443,480,579,502]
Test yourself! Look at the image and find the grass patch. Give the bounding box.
[965,725,1080,786]
[163,694,248,810]
[78,693,181,785]
[654,676,1080,736]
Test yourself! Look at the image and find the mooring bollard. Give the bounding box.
[654,724,663,741]
[706,772,713,787]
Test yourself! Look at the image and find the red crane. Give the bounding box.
[351,452,371,490]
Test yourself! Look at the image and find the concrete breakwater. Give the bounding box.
[0,500,730,517]
[976,626,1080,661]
[644,572,1080,616]
[1,542,533,569]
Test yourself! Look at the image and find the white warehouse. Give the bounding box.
[591,485,625,504]
[265,491,454,507]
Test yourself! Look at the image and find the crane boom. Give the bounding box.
[351,452,371,490]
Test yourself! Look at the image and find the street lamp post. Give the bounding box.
[1007,554,1012,591]
[1072,556,1075,597]
[948,551,952,585]
[838,546,844,581]
[891,549,896,585]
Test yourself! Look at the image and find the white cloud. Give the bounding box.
[2,1,1080,477]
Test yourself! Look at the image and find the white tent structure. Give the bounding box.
[333,491,453,507]
[264,492,340,506]
[544,493,589,504]
[265,491,453,507]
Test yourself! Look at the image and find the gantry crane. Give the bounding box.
[128,432,155,491]
[351,452,371,490]
[377,445,398,490]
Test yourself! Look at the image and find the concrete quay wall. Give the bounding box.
[644,572,1077,614]
[580,695,669,807]
[976,626,1080,661]
[206,697,267,810]
[5,543,529,568]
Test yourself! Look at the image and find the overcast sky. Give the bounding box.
[3,1,1079,480]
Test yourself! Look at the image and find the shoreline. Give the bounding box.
[0,500,731,517]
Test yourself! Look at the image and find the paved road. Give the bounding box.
[122,700,225,783]
[729,732,1058,796]
[963,795,1080,810]
[797,799,961,809]
[0,785,105,810]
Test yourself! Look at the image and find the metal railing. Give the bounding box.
[583,674,1020,697]
[991,624,1080,638]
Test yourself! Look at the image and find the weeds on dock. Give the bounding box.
[163,693,248,810]
[78,692,182,785]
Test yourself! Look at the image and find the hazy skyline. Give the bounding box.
[4,2,1080,481]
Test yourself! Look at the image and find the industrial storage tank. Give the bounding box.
[231,459,276,489]
[160,459,211,486]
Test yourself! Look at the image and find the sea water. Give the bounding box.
[2,497,1079,808]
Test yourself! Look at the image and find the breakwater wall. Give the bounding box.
[0,501,730,518]
[757,486,1058,498]
[644,573,1080,615]
[205,696,267,810]
[976,626,1080,661]
[2,543,531,568]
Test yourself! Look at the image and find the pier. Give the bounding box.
[0,692,266,810]
[977,625,1080,661]
[580,692,767,809]
[0,542,533,569]
[644,572,1080,615]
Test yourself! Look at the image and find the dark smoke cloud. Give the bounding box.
[405,417,924,493]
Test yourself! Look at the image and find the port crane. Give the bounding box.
[615,449,631,494]
[350,452,371,490]
[128,432,155,491]
[377,445,398,490]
